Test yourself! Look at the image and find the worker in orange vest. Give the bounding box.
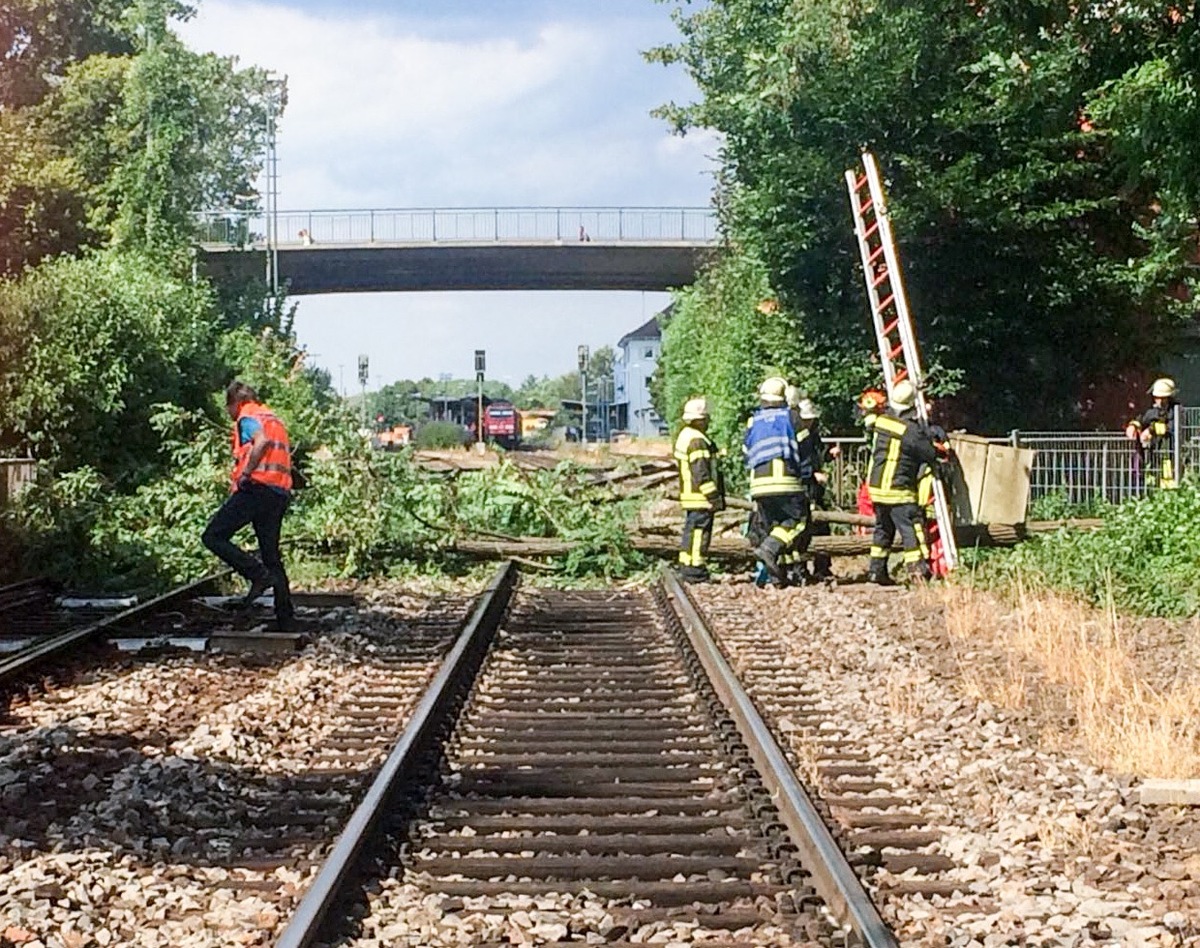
[202,380,295,630]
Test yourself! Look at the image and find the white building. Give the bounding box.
[613,311,669,438]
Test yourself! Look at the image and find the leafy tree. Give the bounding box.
[0,0,132,108]
[651,0,1198,431]
[0,250,226,480]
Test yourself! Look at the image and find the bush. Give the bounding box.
[414,421,468,449]
[971,482,1200,616]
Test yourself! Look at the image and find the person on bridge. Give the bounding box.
[744,377,816,587]
[1125,377,1179,489]
[865,380,942,585]
[202,381,295,630]
[673,397,724,584]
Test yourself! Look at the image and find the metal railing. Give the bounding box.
[196,206,719,247]
[821,407,1200,513]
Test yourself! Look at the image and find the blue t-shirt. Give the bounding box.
[237,416,263,445]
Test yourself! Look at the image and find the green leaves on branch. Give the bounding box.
[971,483,1200,618]
[654,0,1200,432]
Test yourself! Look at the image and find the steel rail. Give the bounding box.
[275,560,518,948]
[0,572,226,684]
[660,570,900,948]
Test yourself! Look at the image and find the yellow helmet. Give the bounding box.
[681,397,709,421]
[1150,377,1177,398]
[889,379,917,411]
[758,376,788,405]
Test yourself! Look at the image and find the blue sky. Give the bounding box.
[180,0,718,393]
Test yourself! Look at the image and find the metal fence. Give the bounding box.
[196,206,719,247]
[821,406,1200,512]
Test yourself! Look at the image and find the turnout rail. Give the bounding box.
[278,562,897,947]
[0,572,227,688]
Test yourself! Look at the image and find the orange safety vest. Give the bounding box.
[231,402,292,492]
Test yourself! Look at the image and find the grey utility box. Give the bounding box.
[948,434,1035,525]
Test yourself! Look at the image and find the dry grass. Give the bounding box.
[935,580,1200,778]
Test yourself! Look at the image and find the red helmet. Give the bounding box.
[858,388,886,411]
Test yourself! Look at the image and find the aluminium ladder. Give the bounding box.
[845,152,958,571]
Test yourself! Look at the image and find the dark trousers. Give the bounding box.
[679,509,714,570]
[202,484,292,619]
[870,502,928,565]
[755,492,810,554]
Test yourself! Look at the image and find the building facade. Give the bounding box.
[613,311,668,438]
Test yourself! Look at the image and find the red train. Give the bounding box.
[482,400,521,449]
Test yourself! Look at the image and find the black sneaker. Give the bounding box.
[242,571,275,606]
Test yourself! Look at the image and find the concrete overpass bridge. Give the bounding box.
[197,206,719,295]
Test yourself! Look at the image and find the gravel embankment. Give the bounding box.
[0,588,475,947]
[692,579,1200,948]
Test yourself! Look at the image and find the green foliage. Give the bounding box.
[0,250,225,479]
[971,482,1200,617]
[652,0,1198,431]
[658,252,819,469]
[414,422,469,449]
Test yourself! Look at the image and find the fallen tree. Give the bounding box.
[451,520,1102,563]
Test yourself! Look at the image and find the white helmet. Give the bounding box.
[1150,377,1177,398]
[758,376,788,405]
[785,384,802,409]
[797,399,819,420]
[681,397,709,421]
[889,379,917,411]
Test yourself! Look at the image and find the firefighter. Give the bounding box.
[1125,377,1178,489]
[745,377,817,586]
[673,397,724,583]
[202,380,295,630]
[865,379,942,585]
[855,389,888,529]
[786,388,834,584]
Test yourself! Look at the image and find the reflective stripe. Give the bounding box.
[869,546,888,559]
[750,458,803,497]
[868,487,918,504]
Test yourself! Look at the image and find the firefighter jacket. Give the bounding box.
[674,425,724,510]
[867,411,939,505]
[231,402,293,493]
[744,407,816,498]
[1127,404,1173,447]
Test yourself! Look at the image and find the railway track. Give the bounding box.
[0,585,475,943]
[0,574,233,681]
[276,564,897,947]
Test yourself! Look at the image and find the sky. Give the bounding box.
[178,0,720,394]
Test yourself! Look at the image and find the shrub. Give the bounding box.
[414,421,468,449]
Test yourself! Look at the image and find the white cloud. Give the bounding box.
[179,1,712,384]
[180,2,715,209]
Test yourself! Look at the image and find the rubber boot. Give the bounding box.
[866,558,895,586]
[754,536,788,586]
[906,560,933,584]
[678,565,711,584]
[811,553,835,584]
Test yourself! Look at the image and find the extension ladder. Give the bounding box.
[845,152,958,571]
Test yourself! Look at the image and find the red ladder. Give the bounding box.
[845,152,958,571]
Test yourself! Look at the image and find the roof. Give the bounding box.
[618,307,670,348]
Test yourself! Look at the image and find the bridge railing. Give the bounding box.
[197,206,719,247]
